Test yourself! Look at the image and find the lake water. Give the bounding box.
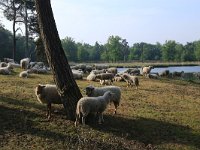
[118,66,200,73]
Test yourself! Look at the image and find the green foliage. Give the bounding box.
[35,37,47,64]
[162,40,177,61]
[0,26,13,61]
[194,40,200,61]
[62,37,78,62]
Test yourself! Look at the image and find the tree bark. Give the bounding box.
[35,0,82,120]
[12,0,16,61]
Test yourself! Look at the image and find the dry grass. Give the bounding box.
[0,68,200,150]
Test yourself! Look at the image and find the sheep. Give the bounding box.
[159,70,170,77]
[172,71,184,78]
[147,73,159,79]
[35,84,62,119]
[86,72,96,81]
[142,66,154,77]
[85,85,121,114]
[20,58,30,70]
[106,67,118,75]
[75,91,114,126]
[95,73,114,83]
[72,69,83,80]
[28,67,48,74]
[91,69,106,75]
[121,73,139,89]
[0,63,13,75]
[19,70,29,78]
[0,62,7,67]
[124,68,140,75]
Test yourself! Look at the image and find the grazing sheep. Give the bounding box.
[75,91,114,126]
[85,85,121,114]
[124,68,140,75]
[91,69,106,75]
[72,69,83,80]
[20,58,30,70]
[106,67,118,75]
[121,73,139,89]
[114,76,124,82]
[142,66,154,77]
[35,84,62,119]
[0,62,7,67]
[19,70,29,78]
[159,70,170,77]
[95,73,114,83]
[147,73,159,79]
[0,63,13,75]
[86,72,96,81]
[172,71,184,78]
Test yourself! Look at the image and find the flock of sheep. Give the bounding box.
[1,57,200,126]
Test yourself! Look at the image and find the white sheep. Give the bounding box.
[19,70,29,78]
[106,67,118,75]
[121,73,139,89]
[0,63,13,75]
[86,72,96,81]
[85,85,121,114]
[20,58,30,70]
[142,66,154,77]
[75,91,114,126]
[95,73,114,83]
[35,84,62,119]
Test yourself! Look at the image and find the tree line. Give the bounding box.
[1,25,200,63]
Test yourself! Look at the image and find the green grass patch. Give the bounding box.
[0,69,200,149]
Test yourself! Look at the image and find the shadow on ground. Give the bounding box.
[90,114,200,149]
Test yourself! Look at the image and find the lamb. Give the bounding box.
[85,85,121,114]
[19,70,29,78]
[75,91,114,126]
[20,58,30,70]
[142,66,154,77]
[121,73,139,89]
[35,84,62,119]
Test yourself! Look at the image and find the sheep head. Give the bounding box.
[85,85,94,96]
[35,84,46,95]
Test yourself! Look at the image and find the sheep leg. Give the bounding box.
[47,103,51,120]
[114,102,118,114]
[82,115,86,125]
[98,113,102,124]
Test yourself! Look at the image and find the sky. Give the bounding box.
[1,0,200,46]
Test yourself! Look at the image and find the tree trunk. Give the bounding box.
[35,0,82,120]
[12,0,16,61]
[24,0,28,58]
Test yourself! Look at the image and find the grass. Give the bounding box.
[0,68,200,150]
